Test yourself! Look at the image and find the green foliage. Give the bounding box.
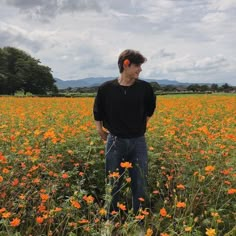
[0,47,58,95]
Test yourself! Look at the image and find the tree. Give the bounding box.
[0,46,58,95]
[221,83,233,92]
[149,82,161,92]
[199,84,209,92]
[187,84,201,92]
[211,83,219,92]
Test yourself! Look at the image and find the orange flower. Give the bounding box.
[109,172,120,178]
[62,173,69,179]
[10,218,21,227]
[149,146,154,151]
[71,200,81,209]
[135,214,145,220]
[141,209,149,215]
[224,181,231,185]
[111,210,118,215]
[152,190,159,194]
[54,207,62,212]
[11,178,19,186]
[78,219,89,224]
[99,150,105,155]
[0,176,3,183]
[2,212,11,218]
[38,204,46,212]
[221,169,231,175]
[40,193,49,202]
[160,233,169,236]
[205,165,215,172]
[0,208,6,213]
[2,168,9,174]
[67,150,74,155]
[138,197,145,202]
[19,194,25,200]
[83,195,94,204]
[33,178,40,184]
[160,207,167,217]
[120,162,132,168]
[0,153,7,164]
[227,188,236,194]
[176,202,186,208]
[123,59,130,66]
[36,216,44,224]
[117,203,126,211]
[126,177,131,183]
[176,184,185,190]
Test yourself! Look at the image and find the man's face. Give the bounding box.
[126,63,142,79]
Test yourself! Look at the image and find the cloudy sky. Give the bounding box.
[1,0,236,85]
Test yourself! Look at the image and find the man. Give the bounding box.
[93,49,156,215]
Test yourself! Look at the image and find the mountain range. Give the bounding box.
[55,77,193,89]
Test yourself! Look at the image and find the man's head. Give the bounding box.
[118,49,147,73]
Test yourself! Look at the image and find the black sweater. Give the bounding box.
[93,79,156,138]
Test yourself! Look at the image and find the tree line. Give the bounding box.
[0,47,58,95]
[149,82,235,93]
[61,82,235,95]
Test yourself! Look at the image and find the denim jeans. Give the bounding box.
[105,133,148,214]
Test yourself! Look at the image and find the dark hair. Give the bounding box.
[118,49,147,73]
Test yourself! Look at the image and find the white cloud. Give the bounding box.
[0,0,236,85]
[208,0,236,11]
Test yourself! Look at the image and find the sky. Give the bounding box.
[0,0,236,85]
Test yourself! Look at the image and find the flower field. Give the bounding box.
[0,95,235,236]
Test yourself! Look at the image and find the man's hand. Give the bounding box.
[98,129,108,141]
[95,121,108,141]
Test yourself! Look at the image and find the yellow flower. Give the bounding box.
[206,228,216,236]
[185,226,192,232]
[145,228,153,236]
[211,212,219,217]
[99,208,107,216]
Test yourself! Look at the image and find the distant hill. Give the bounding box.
[55,77,190,89]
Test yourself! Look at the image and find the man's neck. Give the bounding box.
[118,75,136,86]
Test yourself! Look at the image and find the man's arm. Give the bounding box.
[95,121,108,141]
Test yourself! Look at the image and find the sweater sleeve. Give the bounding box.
[93,87,104,121]
[146,84,156,117]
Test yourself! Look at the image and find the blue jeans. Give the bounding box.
[105,134,148,214]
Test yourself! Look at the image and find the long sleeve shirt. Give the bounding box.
[93,79,156,138]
